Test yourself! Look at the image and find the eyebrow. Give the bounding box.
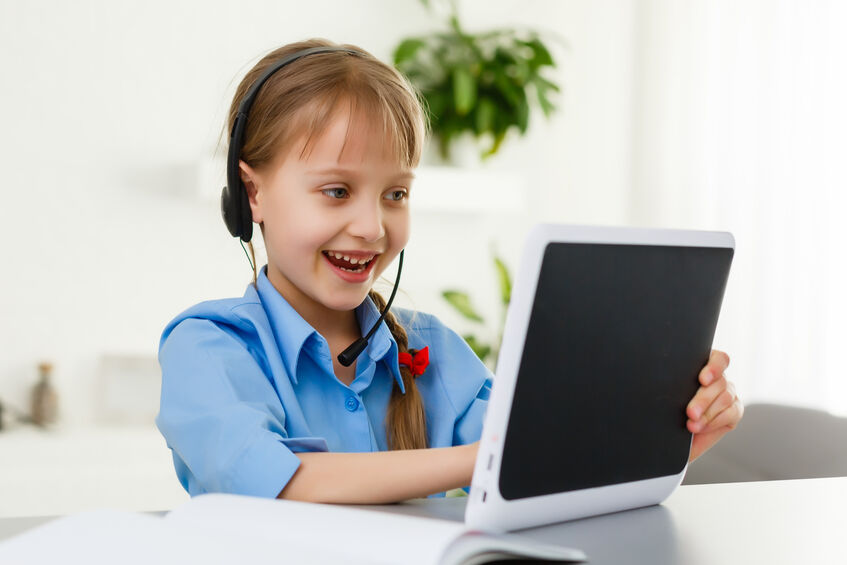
[306,166,415,180]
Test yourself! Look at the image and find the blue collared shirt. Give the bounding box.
[156,267,493,499]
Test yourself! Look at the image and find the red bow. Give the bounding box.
[398,346,429,377]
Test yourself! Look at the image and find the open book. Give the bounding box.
[0,493,585,564]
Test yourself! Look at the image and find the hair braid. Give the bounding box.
[368,289,428,450]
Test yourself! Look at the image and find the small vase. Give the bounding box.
[31,362,59,427]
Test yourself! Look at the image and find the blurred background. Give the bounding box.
[1,0,845,516]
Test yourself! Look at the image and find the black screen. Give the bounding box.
[498,242,733,500]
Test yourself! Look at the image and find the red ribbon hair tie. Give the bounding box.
[398,346,429,377]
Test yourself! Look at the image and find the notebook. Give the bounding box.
[465,223,734,532]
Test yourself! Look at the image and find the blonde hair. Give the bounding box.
[227,39,430,450]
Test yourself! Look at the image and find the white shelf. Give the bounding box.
[411,166,527,214]
[0,426,188,518]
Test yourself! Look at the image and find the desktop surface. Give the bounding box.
[355,476,845,565]
[2,477,844,564]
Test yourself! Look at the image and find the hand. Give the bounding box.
[685,349,743,462]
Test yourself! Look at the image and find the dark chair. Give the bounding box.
[682,403,847,485]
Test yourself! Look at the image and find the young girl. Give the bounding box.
[157,38,742,504]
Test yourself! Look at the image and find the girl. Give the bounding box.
[157,38,742,504]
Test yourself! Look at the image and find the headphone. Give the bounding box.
[220,46,405,368]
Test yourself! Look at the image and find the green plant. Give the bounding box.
[441,253,512,369]
[393,0,562,162]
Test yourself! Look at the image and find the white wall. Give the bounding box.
[631,0,847,415]
[0,0,637,426]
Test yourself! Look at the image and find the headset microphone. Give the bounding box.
[337,248,404,367]
[220,45,404,368]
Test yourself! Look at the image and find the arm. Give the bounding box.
[279,441,480,504]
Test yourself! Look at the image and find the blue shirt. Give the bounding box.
[156,266,493,499]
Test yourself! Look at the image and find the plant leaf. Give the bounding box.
[425,90,449,125]
[393,38,426,67]
[452,66,476,116]
[515,90,529,134]
[474,97,496,135]
[483,127,507,158]
[526,37,554,67]
[494,256,512,306]
[493,69,520,107]
[442,290,485,322]
[534,74,561,93]
[537,88,556,117]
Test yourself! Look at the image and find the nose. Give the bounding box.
[346,196,386,243]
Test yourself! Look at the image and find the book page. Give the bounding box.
[0,509,268,564]
[440,531,586,564]
[165,493,470,565]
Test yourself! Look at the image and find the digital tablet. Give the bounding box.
[464,224,734,532]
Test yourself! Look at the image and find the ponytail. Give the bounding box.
[368,289,428,450]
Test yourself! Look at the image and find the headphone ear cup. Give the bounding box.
[220,181,253,242]
[220,183,239,238]
[237,180,253,242]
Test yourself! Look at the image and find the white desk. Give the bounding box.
[1,477,844,564]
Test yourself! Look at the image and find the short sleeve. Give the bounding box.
[423,317,493,447]
[156,318,317,498]
[454,372,492,446]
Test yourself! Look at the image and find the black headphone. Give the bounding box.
[221,46,405,368]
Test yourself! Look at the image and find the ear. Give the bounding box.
[239,160,264,224]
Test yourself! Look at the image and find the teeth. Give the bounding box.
[326,251,375,263]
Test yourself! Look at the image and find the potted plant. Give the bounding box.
[393,0,562,163]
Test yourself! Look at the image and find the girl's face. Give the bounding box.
[242,107,413,326]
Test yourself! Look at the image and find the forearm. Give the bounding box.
[278,443,478,504]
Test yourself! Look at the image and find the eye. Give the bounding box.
[322,187,349,199]
[385,189,408,201]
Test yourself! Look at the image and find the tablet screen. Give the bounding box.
[498,242,733,500]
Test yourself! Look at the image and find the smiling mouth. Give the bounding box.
[322,251,378,272]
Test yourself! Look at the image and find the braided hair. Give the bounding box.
[368,289,428,450]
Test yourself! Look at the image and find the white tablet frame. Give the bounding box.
[465,224,735,533]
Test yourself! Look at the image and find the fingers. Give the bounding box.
[686,349,741,440]
[687,380,743,434]
[701,398,744,432]
[687,374,729,422]
[702,380,737,422]
[688,348,732,423]
[699,349,730,386]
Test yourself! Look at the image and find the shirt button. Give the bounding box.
[345,396,359,412]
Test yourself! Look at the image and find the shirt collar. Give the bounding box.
[255,266,405,393]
